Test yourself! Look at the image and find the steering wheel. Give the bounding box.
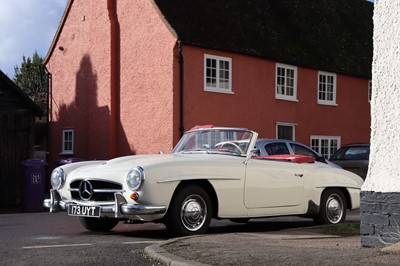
[217,141,245,154]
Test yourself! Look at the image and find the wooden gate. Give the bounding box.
[0,111,34,208]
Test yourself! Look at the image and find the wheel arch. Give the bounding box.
[169,179,219,219]
[321,187,352,210]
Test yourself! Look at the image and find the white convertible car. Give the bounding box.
[44,126,363,236]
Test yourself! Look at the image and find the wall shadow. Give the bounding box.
[50,54,134,169]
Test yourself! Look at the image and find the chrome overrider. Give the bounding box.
[43,189,167,218]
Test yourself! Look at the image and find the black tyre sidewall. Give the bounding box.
[165,185,212,236]
[315,189,347,225]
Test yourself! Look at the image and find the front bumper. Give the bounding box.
[43,189,167,219]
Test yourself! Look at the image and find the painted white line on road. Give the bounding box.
[121,241,162,245]
[35,236,64,240]
[22,243,92,249]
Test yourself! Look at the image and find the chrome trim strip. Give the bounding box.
[43,191,167,217]
[72,200,116,206]
[93,189,124,193]
[114,192,126,218]
[68,188,124,193]
[120,204,167,215]
[43,189,64,212]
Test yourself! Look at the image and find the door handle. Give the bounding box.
[295,173,303,177]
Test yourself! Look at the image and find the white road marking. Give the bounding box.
[22,241,162,249]
[35,236,64,240]
[121,241,162,245]
[22,243,92,249]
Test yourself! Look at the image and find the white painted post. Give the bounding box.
[361,0,400,247]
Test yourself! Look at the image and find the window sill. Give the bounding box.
[275,96,299,102]
[204,88,235,95]
[317,102,338,107]
[60,152,74,155]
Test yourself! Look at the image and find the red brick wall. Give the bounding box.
[182,46,370,146]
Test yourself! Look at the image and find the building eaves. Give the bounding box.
[154,0,373,78]
[0,70,43,116]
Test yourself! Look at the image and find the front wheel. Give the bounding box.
[78,217,119,232]
[314,189,347,225]
[165,185,212,236]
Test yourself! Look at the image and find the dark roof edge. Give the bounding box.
[0,70,43,116]
[183,42,371,79]
[151,0,178,39]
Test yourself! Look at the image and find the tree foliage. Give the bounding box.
[13,51,48,117]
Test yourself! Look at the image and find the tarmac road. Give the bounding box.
[145,211,400,266]
[150,232,400,266]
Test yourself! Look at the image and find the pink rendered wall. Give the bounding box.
[117,0,178,154]
[46,0,178,169]
[46,1,112,168]
[182,46,370,147]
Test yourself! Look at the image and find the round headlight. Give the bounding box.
[126,166,145,191]
[50,168,65,189]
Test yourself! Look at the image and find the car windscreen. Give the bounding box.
[173,129,253,155]
[330,146,370,160]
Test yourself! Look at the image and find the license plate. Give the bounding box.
[68,205,100,217]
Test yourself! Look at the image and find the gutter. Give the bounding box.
[43,65,51,120]
[43,66,51,122]
[107,0,120,158]
[43,65,51,162]
[178,41,184,136]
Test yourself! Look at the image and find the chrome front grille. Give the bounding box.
[70,179,123,202]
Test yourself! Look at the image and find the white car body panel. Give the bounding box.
[54,152,362,217]
[44,127,363,234]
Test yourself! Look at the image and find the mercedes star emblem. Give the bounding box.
[79,180,94,201]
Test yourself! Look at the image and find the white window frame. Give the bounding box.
[204,54,233,94]
[310,135,341,159]
[318,71,337,106]
[275,63,298,101]
[61,129,74,155]
[276,122,297,140]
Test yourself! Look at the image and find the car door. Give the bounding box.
[244,157,304,209]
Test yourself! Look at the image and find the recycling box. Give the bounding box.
[23,159,48,212]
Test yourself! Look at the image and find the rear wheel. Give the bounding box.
[165,185,212,236]
[78,217,119,232]
[314,189,346,225]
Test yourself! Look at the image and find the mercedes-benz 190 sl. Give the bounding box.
[44,126,363,236]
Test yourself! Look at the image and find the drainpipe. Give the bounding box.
[43,66,51,125]
[107,0,120,158]
[178,41,185,136]
[44,65,51,163]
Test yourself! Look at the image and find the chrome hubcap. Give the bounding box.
[326,194,343,224]
[180,195,207,231]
